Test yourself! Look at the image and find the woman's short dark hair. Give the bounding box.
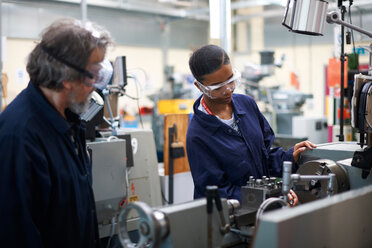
[188,44,230,84]
[27,18,113,90]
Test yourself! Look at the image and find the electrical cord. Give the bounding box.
[105,215,116,248]
[161,188,170,205]
[255,197,287,226]
[125,74,144,129]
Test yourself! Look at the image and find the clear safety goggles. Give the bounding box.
[40,44,113,90]
[83,59,113,90]
[195,68,241,98]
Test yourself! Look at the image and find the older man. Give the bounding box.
[0,19,113,247]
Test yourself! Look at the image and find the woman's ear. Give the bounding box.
[194,81,203,92]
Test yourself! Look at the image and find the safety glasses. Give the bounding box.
[41,44,113,90]
[83,59,113,90]
[195,68,241,98]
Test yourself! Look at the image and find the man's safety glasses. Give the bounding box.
[82,59,113,90]
[41,44,113,90]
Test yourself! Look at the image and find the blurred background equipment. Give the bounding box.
[241,50,315,147]
[149,65,194,163]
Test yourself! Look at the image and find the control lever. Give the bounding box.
[283,161,336,199]
[206,186,230,248]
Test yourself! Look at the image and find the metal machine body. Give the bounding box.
[295,159,349,203]
[88,128,162,238]
[102,128,162,209]
[299,142,372,190]
[100,128,163,233]
[253,184,372,248]
[87,138,127,238]
[235,176,283,227]
[117,158,372,248]
[351,74,372,177]
[118,199,243,248]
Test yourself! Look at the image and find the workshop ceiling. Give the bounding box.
[5,0,372,22]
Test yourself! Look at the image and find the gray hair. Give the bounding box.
[27,18,113,90]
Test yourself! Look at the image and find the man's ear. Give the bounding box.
[62,80,72,91]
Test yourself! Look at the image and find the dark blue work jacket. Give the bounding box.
[186,94,294,202]
[0,82,99,247]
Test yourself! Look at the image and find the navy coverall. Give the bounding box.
[186,94,294,202]
[0,82,99,247]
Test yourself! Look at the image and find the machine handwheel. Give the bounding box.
[118,202,164,248]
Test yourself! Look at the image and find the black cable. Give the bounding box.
[123,93,140,100]
[161,188,170,204]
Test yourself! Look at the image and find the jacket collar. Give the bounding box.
[27,82,82,135]
[192,94,247,133]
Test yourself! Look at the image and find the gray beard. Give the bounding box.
[68,92,92,115]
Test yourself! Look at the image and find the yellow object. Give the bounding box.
[157,99,194,114]
[129,195,139,202]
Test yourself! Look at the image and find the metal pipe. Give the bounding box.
[102,89,118,136]
[282,161,292,203]
[292,174,333,181]
[289,173,336,197]
[327,11,372,38]
[339,6,345,142]
[81,0,87,23]
[327,173,335,197]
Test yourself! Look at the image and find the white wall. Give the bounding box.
[2,38,194,116]
[2,18,371,119]
[2,38,36,103]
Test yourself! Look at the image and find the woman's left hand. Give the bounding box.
[287,189,298,207]
[293,140,317,163]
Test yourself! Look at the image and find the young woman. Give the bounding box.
[186,44,316,203]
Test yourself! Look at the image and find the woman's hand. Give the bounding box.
[293,140,317,163]
[287,189,298,207]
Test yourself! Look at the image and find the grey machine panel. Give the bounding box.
[102,128,163,231]
[87,138,127,238]
[114,128,162,207]
[158,199,239,248]
[253,184,372,248]
[299,142,360,163]
[337,158,372,190]
[118,199,242,248]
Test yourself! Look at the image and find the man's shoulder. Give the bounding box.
[0,94,46,138]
